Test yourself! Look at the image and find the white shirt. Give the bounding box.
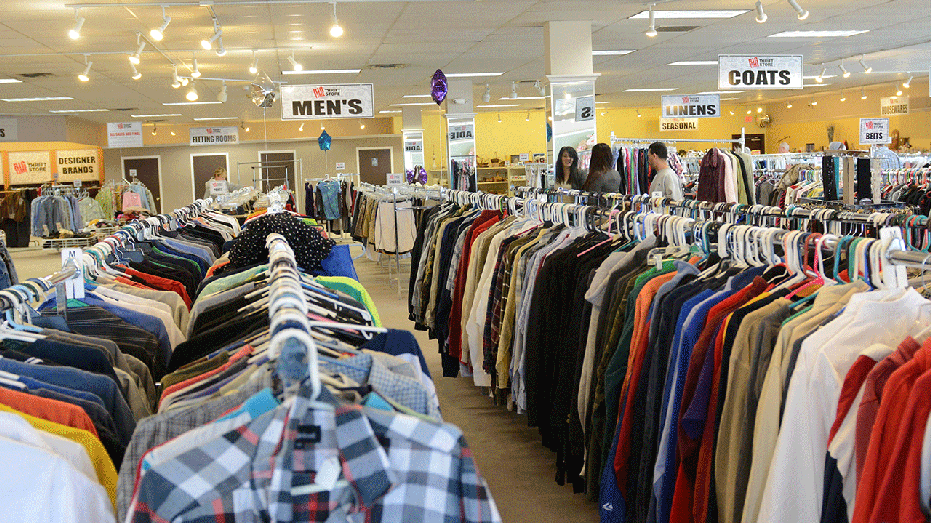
[648,168,684,201]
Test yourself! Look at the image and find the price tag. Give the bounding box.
[61,248,84,300]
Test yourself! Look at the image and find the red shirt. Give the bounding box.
[448,212,499,363]
[827,354,879,444]
[117,266,193,308]
[157,344,253,408]
[0,386,99,438]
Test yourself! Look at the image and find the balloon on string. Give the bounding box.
[318,130,331,151]
[431,69,448,106]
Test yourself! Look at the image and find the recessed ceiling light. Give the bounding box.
[131,113,181,118]
[669,61,718,66]
[163,101,222,106]
[769,30,869,38]
[48,108,108,113]
[282,69,361,75]
[698,91,744,94]
[0,79,22,84]
[193,117,239,121]
[379,110,402,114]
[1,96,73,102]
[630,10,748,18]
[625,88,677,92]
[477,104,519,108]
[803,83,831,87]
[403,94,433,98]
[593,50,635,56]
[445,72,503,78]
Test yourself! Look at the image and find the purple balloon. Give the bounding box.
[431,69,448,106]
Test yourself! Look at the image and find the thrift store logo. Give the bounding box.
[12,161,26,175]
[747,57,775,68]
[865,121,874,129]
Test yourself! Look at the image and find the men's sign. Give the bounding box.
[859,118,891,145]
[662,94,720,118]
[190,126,239,146]
[718,55,803,90]
[281,84,375,120]
[107,122,143,148]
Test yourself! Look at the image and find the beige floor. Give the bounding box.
[9,244,601,523]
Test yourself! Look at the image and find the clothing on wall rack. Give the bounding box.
[304,174,355,234]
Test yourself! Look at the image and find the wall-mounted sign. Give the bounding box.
[880,96,909,116]
[662,94,720,118]
[280,83,375,120]
[55,149,99,182]
[106,122,143,148]
[519,153,530,162]
[404,140,423,152]
[448,123,475,142]
[718,55,803,90]
[189,126,239,146]
[575,96,595,122]
[0,118,18,142]
[386,172,404,186]
[859,118,891,145]
[660,118,699,132]
[8,150,52,185]
[335,162,346,170]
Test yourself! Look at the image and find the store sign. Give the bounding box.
[281,83,375,120]
[662,94,720,118]
[880,96,909,116]
[448,123,474,142]
[575,96,595,121]
[0,118,17,141]
[520,153,530,162]
[56,149,98,182]
[106,122,143,148]
[660,118,699,132]
[208,179,230,195]
[718,55,803,90]
[386,172,404,186]
[189,126,239,146]
[335,162,346,170]
[8,150,52,184]
[859,118,891,145]
[404,140,423,152]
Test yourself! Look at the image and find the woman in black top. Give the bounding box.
[582,143,621,193]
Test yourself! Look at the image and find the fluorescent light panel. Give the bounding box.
[392,102,437,106]
[379,110,401,114]
[163,101,222,106]
[2,96,73,102]
[593,50,635,56]
[402,94,433,98]
[669,61,718,66]
[499,96,544,100]
[193,117,239,121]
[131,113,181,118]
[477,104,518,108]
[281,69,361,75]
[49,108,108,113]
[803,83,831,87]
[625,88,677,92]
[803,74,837,79]
[769,30,869,38]
[698,91,744,94]
[630,10,748,18]
[445,72,503,78]
[0,79,22,84]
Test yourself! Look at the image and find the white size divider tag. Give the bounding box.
[291,456,348,496]
[61,248,84,300]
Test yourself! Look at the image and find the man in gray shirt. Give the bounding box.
[648,141,684,201]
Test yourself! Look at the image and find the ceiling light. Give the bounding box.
[149,7,170,41]
[191,58,201,78]
[68,9,85,40]
[811,101,817,105]
[217,81,228,103]
[754,1,767,23]
[668,61,718,66]
[151,125,157,136]
[803,83,831,87]
[288,53,303,72]
[535,80,545,96]
[769,30,868,38]
[861,88,867,99]
[77,57,92,82]
[392,102,439,106]
[802,75,836,79]
[329,2,344,38]
[698,90,744,94]
[186,84,198,102]
[840,95,846,101]
[896,89,903,96]
[636,110,641,118]
[249,52,258,75]
[171,65,181,88]
[816,65,825,83]
[241,121,250,132]
[202,16,222,50]
[903,75,913,88]
[859,55,872,74]
[645,4,658,37]
[131,113,180,118]
[593,50,635,56]
[786,0,809,20]
[170,131,176,136]
[444,72,503,78]
[729,110,735,115]
[625,88,676,91]
[162,101,222,106]
[510,82,518,99]
[757,106,763,113]
[839,63,850,78]
[193,117,239,121]
[564,91,571,100]
[497,113,502,123]
[747,109,752,114]
[48,108,108,113]
[181,78,189,87]
[379,110,401,114]
[786,103,792,108]
[501,96,545,100]
[216,37,226,56]
[130,62,142,80]
[0,78,21,83]
[282,69,361,75]
[360,123,365,129]
[526,112,530,121]
[402,94,432,98]
[630,9,748,18]
[476,104,519,108]
[2,96,72,102]
[128,38,145,65]
[299,122,304,131]
[482,84,491,103]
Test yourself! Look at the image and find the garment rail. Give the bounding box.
[611,127,746,152]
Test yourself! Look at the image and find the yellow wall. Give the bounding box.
[596,106,761,152]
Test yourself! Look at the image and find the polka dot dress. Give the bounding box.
[229,212,335,271]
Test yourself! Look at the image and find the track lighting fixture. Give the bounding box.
[497,113,502,123]
[241,121,250,132]
[181,77,188,87]
[859,55,872,74]
[861,87,867,100]
[645,4,658,37]
[129,37,145,65]
[329,2,344,38]
[151,124,157,136]
[840,93,846,101]
[811,101,817,106]
[68,9,85,40]
[754,1,767,23]
[786,103,792,108]
[510,82,518,99]
[216,38,227,57]
[637,110,642,118]
[535,80,545,97]
[746,109,751,115]
[191,58,201,78]
[839,63,850,78]
[77,56,92,82]
[249,52,258,75]
[896,89,902,96]
[360,123,365,129]
[130,62,141,80]
[170,131,175,136]
[150,6,170,41]
[288,53,302,72]
[526,112,530,122]
[171,65,181,89]
[786,0,809,20]
[903,75,913,88]
[816,64,825,83]
[202,16,222,50]
[186,83,198,102]
[757,106,763,113]
[482,84,491,103]
[217,81,227,103]
[299,122,305,131]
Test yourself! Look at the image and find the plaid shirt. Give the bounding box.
[130,386,501,522]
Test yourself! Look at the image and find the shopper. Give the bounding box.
[555,146,585,190]
[647,141,684,200]
[582,143,621,193]
[202,168,241,199]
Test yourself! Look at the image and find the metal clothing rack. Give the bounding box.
[611,127,747,152]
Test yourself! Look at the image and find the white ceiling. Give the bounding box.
[0,0,928,124]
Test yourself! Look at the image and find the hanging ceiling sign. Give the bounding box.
[0,119,18,141]
[448,123,475,142]
[660,118,699,132]
[56,149,99,182]
[8,150,52,185]
[404,140,423,152]
[575,96,595,122]
[106,122,143,148]
[718,55,803,90]
[280,83,375,120]
[189,126,239,146]
[859,118,891,145]
[880,96,909,116]
[661,94,720,118]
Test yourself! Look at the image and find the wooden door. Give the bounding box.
[192,154,228,200]
[734,133,765,154]
[357,148,392,185]
[122,156,161,213]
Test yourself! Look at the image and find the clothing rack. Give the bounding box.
[611,127,747,152]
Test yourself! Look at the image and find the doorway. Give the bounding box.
[122,156,162,213]
[734,133,765,154]
[191,153,229,201]
[356,148,393,186]
[257,150,297,193]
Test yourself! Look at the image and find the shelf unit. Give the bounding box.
[476,165,526,195]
